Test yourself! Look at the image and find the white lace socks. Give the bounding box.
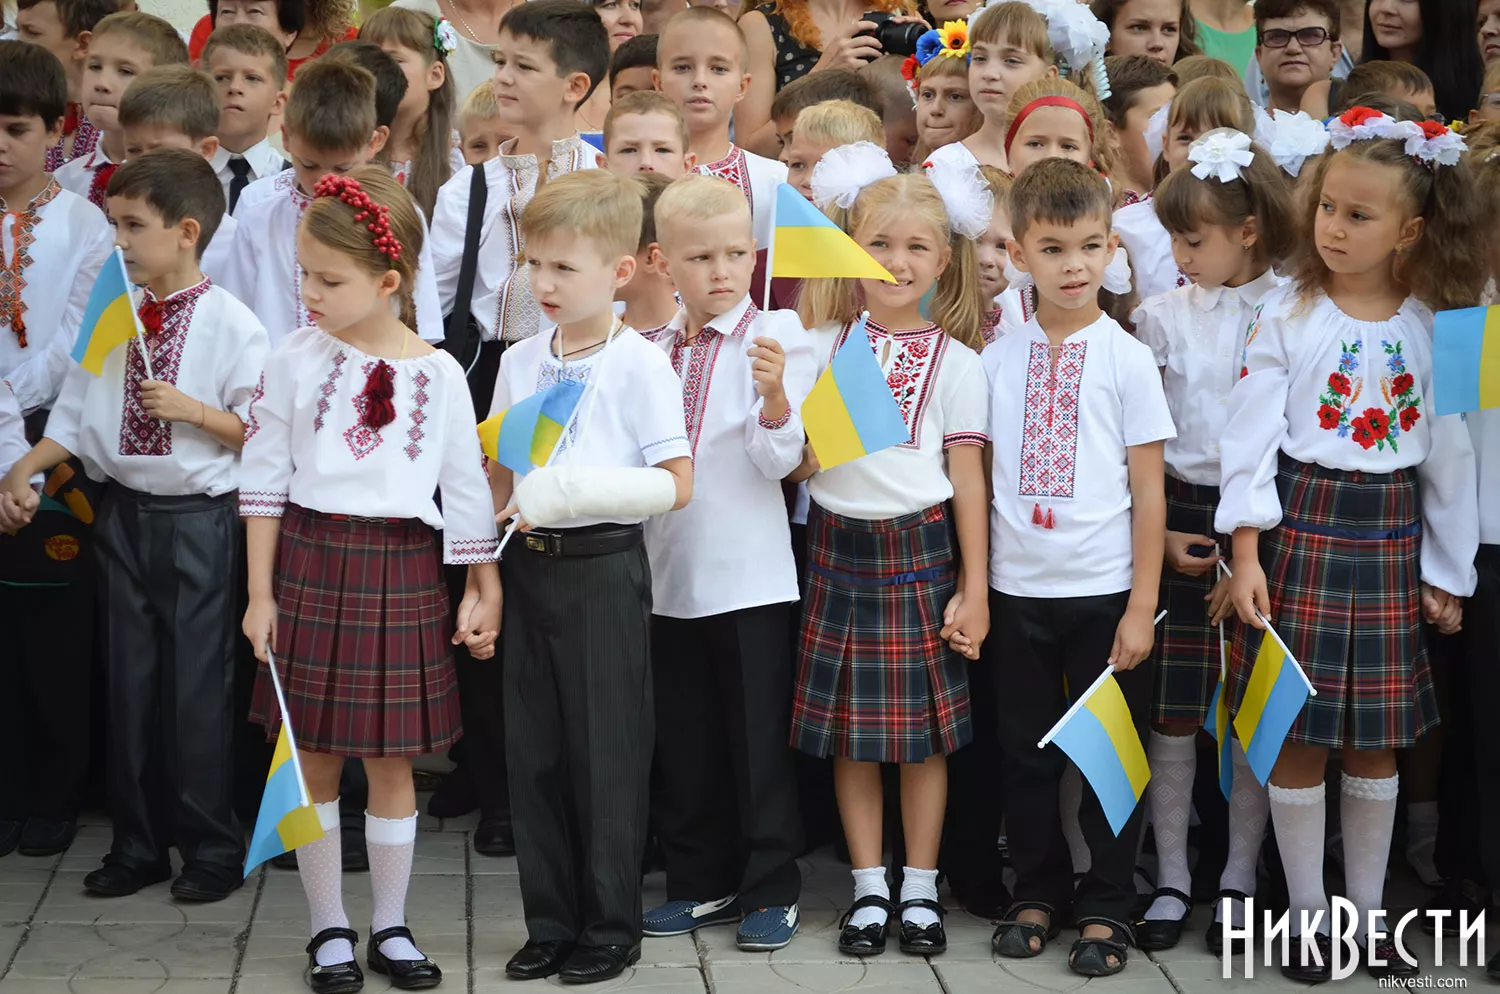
[1145,731,1196,922]
[900,867,940,927]
[1216,738,1269,926]
[1269,782,1329,935]
[299,799,353,966]
[368,811,423,961]
[1341,773,1399,942]
[849,867,889,928]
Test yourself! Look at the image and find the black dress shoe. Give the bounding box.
[366,926,442,990]
[19,819,77,857]
[0,821,20,858]
[172,863,244,902]
[1366,938,1419,979]
[559,944,640,984]
[505,939,574,980]
[306,927,364,994]
[1136,887,1192,951]
[474,816,515,857]
[837,895,893,956]
[1281,932,1333,984]
[84,860,171,896]
[897,901,947,954]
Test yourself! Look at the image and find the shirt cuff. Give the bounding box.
[239,490,288,517]
[446,535,500,564]
[943,431,988,449]
[757,407,793,431]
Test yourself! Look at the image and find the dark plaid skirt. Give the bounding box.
[1152,477,1228,724]
[790,502,971,763]
[249,504,461,758]
[1228,455,1437,750]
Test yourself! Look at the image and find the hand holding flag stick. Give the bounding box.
[1216,561,1315,697]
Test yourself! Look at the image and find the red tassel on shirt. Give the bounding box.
[88,162,118,213]
[1032,503,1056,530]
[358,360,397,430]
[137,299,164,337]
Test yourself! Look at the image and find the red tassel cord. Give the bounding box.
[1031,503,1056,530]
[357,360,397,430]
[137,299,164,336]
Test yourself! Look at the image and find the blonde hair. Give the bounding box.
[300,166,426,327]
[459,80,500,123]
[604,90,691,151]
[1004,76,1114,177]
[359,7,456,219]
[91,11,190,65]
[523,169,645,261]
[659,6,748,70]
[969,0,1051,58]
[793,99,885,147]
[1171,54,1240,86]
[119,65,219,140]
[979,163,1012,210]
[798,173,984,349]
[653,174,751,247]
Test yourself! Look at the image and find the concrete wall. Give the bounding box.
[143,0,206,35]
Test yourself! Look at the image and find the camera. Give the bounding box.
[857,11,925,58]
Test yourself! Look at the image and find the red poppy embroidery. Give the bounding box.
[1364,407,1390,440]
[1400,406,1420,432]
[1392,372,1414,395]
[1328,372,1351,396]
[1351,416,1377,449]
[1318,403,1341,430]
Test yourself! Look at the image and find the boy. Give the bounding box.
[0,148,269,901]
[1100,55,1176,204]
[860,54,921,167]
[199,23,288,211]
[982,158,1173,976]
[323,39,406,151]
[783,100,883,201]
[614,172,677,334]
[599,90,694,176]
[223,58,443,344]
[489,168,692,984]
[1249,0,1347,116]
[1333,60,1438,119]
[458,79,508,165]
[54,10,186,211]
[639,173,812,952]
[767,66,881,158]
[609,32,656,99]
[17,0,118,169]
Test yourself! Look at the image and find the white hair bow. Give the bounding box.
[809,142,898,210]
[1188,129,1255,184]
[923,157,995,239]
[1144,102,1170,163]
[1252,108,1329,177]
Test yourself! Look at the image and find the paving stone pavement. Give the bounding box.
[0,811,1494,993]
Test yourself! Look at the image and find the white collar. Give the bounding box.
[663,293,756,344]
[212,137,282,178]
[1197,269,1279,310]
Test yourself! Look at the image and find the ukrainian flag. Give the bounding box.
[243,718,324,876]
[802,315,911,470]
[769,184,896,282]
[1232,625,1312,785]
[1048,672,1150,836]
[1433,304,1500,415]
[70,249,138,375]
[477,379,585,476]
[1202,640,1233,800]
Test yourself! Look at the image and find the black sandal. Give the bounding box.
[837,895,894,956]
[305,927,364,994]
[1069,917,1133,977]
[1135,886,1192,951]
[897,899,946,955]
[992,901,1060,959]
[1205,889,1250,957]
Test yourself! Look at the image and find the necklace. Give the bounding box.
[440,0,481,42]
[554,316,624,371]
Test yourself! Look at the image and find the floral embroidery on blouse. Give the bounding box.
[1316,338,1421,452]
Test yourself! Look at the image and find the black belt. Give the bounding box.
[520,523,642,557]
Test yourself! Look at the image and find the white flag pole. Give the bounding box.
[761,185,777,311]
[1035,609,1167,749]
[264,648,310,807]
[1216,561,1316,696]
[117,248,155,381]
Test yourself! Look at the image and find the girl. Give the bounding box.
[1131,128,1296,953]
[793,147,989,957]
[1220,107,1482,982]
[1002,76,1114,179]
[1101,53,1178,203]
[976,163,1012,343]
[1092,0,1200,63]
[240,167,501,994]
[1362,0,1485,123]
[913,41,983,162]
[360,7,459,220]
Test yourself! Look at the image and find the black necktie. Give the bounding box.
[227,156,252,213]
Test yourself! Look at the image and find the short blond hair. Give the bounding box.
[91,10,189,65]
[793,99,885,147]
[604,90,690,151]
[460,80,500,123]
[119,65,219,140]
[523,169,644,260]
[658,6,748,71]
[653,174,750,246]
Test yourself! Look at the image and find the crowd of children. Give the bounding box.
[3,0,1500,989]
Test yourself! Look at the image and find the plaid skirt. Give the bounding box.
[790,502,971,763]
[249,504,461,757]
[1152,477,1228,724]
[1228,455,1437,750]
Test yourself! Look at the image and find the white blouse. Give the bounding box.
[1215,285,1478,597]
[238,326,500,565]
[45,281,270,497]
[642,296,816,619]
[1113,198,1188,302]
[805,319,989,520]
[1133,270,1282,487]
[696,145,788,262]
[984,313,1177,598]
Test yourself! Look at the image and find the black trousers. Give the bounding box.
[988,589,1150,924]
[446,563,509,820]
[95,486,243,872]
[502,538,654,947]
[940,645,1009,903]
[652,604,803,907]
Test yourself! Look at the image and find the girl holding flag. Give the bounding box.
[239,167,499,993]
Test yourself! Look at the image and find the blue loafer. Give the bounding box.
[737,904,799,951]
[642,895,739,937]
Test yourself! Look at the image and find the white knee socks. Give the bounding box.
[849,867,889,928]
[1268,782,1329,936]
[299,800,352,966]
[1060,764,1091,875]
[368,811,423,961]
[1145,731,1196,921]
[900,867,940,927]
[1216,739,1270,926]
[1340,773,1399,943]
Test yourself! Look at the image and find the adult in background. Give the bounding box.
[188,0,358,79]
[1361,0,1483,123]
[394,0,521,99]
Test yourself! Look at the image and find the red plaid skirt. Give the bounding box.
[249,504,461,757]
[790,503,971,763]
[1228,456,1437,750]
[1152,477,1228,724]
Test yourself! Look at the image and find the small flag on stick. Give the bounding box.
[767,184,895,282]
[801,315,910,470]
[1433,304,1500,415]
[477,380,585,476]
[71,248,153,378]
[244,649,324,876]
[1039,666,1151,836]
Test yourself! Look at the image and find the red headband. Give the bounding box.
[1004,95,1095,157]
[312,175,403,263]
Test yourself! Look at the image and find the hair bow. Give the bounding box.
[1252,108,1328,177]
[810,142,898,210]
[923,157,994,238]
[1188,129,1255,183]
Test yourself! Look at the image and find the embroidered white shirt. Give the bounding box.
[642,296,817,618]
[1133,270,1282,487]
[44,281,270,496]
[222,171,445,344]
[239,326,500,563]
[1215,285,1479,597]
[696,145,788,258]
[490,324,692,529]
[211,138,286,202]
[805,319,989,519]
[54,145,117,211]
[198,213,238,287]
[984,313,1176,598]
[1113,198,1188,303]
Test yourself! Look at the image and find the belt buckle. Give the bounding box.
[524,533,548,554]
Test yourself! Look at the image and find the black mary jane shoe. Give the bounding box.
[837,895,894,956]
[1135,887,1192,951]
[1069,917,1134,978]
[897,899,947,955]
[1365,938,1420,980]
[505,939,574,981]
[1280,931,1333,984]
[1205,890,1250,957]
[366,926,442,990]
[992,902,1060,959]
[305,927,364,994]
[558,944,640,984]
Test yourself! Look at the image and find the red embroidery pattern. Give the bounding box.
[700,146,754,217]
[1018,339,1086,508]
[861,319,946,449]
[240,489,288,516]
[87,161,118,214]
[45,117,99,173]
[118,281,212,457]
[406,369,430,461]
[0,179,61,348]
[980,309,1002,345]
[344,360,387,459]
[275,172,314,328]
[448,536,500,563]
[671,304,758,457]
[243,374,266,443]
[313,351,348,432]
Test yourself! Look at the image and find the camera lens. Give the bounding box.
[858,11,926,58]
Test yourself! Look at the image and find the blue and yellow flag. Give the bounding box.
[477,379,585,476]
[1433,304,1500,415]
[70,250,138,375]
[1048,672,1150,836]
[802,316,911,470]
[770,184,895,282]
[1233,624,1311,785]
[1203,640,1233,800]
[244,720,324,876]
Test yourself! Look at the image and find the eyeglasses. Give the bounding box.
[1259,26,1331,48]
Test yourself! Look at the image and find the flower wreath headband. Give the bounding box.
[1327,106,1467,168]
[811,141,995,240]
[901,20,971,105]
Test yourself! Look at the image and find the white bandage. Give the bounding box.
[515,465,677,527]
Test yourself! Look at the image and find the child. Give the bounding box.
[1093,0,1198,64]
[321,40,408,163]
[609,32,657,99]
[914,46,981,162]
[1250,0,1345,117]
[1001,77,1113,180]
[792,155,989,958]
[1131,128,1296,953]
[785,99,884,200]
[487,169,692,984]
[983,157,1173,978]
[1333,60,1437,119]
[1220,107,1482,981]
[1473,59,1500,124]
[598,89,695,176]
[200,24,288,212]
[975,164,1011,343]
[0,148,269,901]
[54,10,187,211]
[767,66,882,156]
[18,0,117,170]
[240,165,500,992]
[360,6,458,218]
[615,171,678,333]
[639,173,815,952]
[224,59,445,345]
[457,79,508,164]
[860,54,922,166]
[1100,53,1176,203]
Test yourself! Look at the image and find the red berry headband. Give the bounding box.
[1004,95,1095,158]
[312,174,404,263]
